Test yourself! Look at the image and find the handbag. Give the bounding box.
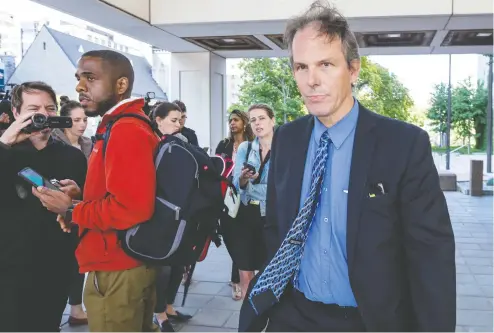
[224,185,241,218]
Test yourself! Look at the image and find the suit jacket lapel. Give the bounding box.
[347,105,378,271]
[282,116,314,235]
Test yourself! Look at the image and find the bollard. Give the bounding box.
[470,160,484,196]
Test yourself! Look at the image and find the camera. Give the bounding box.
[143,92,156,116]
[22,114,73,133]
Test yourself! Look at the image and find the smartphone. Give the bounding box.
[243,162,256,174]
[18,167,62,192]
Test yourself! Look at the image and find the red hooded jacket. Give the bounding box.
[73,98,159,273]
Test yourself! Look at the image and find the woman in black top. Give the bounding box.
[215,109,254,300]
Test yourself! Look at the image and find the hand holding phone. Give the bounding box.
[18,167,62,192]
[243,162,256,174]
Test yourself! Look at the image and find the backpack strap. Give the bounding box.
[246,141,252,161]
[253,148,271,185]
[80,114,153,241]
[80,228,89,239]
[97,113,153,158]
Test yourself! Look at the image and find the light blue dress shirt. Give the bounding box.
[295,99,359,306]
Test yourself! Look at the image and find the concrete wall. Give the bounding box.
[9,27,78,98]
[170,52,226,151]
[210,53,227,152]
[150,0,455,24]
[103,0,150,21]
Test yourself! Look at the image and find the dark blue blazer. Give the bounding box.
[239,104,456,332]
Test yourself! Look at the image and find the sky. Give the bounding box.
[2,0,484,109]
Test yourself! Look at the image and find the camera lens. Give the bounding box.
[32,114,47,127]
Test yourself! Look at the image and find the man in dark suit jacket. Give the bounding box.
[239,1,456,332]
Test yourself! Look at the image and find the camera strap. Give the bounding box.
[252,144,270,185]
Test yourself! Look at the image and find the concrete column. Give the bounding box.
[170,52,227,152]
[470,160,484,196]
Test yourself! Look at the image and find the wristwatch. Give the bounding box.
[63,202,78,224]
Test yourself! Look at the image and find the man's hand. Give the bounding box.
[59,179,82,200]
[0,112,35,146]
[0,113,10,124]
[57,215,72,233]
[32,186,72,215]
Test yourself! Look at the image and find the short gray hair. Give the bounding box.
[284,0,360,68]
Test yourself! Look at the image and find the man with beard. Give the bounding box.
[32,50,160,332]
[0,82,87,331]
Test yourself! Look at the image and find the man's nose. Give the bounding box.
[307,68,320,88]
[76,80,87,93]
[37,109,50,116]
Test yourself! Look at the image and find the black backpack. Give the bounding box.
[93,113,227,302]
[119,134,225,267]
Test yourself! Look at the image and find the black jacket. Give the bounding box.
[239,105,456,332]
[215,138,234,158]
[0,138,87,268]
[181,127,198,146]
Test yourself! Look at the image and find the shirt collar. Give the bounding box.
[15,135,56,152]
[313,98,359,149]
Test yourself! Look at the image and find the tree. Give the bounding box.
[426,78,488,150]
[451,77,488,149]
[452,78,475,146]
[227,103,244,114]
[237,58,305,125]
[427,83,449,135]
[356,57,414,122]
[471,80,488,149]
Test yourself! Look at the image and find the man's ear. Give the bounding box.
[116,77,130,97]
[349,59,361,87]
[12,108,21,120]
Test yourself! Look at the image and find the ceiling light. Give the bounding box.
[386,33,401,38]
[477,32,492,37]
[223,38,237,43]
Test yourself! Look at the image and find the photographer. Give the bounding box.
[0,82,87,332]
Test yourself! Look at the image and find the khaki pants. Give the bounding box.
[84,265,159,332]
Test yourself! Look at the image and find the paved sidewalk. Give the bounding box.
[62,192,493,332]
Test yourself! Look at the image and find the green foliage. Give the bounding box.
[452,78,475,144]
[233,56,414,125]
[236,58,305,125]
[227,103,244,114]
[426,77,489,149]
[471,80,488,149]
[427,83,449,134]
[356,58,414,122]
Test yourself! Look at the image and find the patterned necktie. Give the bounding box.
[249,131,332,315]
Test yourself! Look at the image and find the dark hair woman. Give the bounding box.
[215,108,255,301]
[151,101,194,331]
[52,100,93,159]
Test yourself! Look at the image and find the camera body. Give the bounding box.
[22,114,73,133]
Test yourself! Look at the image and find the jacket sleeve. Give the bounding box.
[72,122,157,231]
[72,150,87,197]
[215,141,222,155]
[400,130,456,331]
[263,127,281,263]
[191,131,199,146]
[0,143,15,206]
[233,141,248,193]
